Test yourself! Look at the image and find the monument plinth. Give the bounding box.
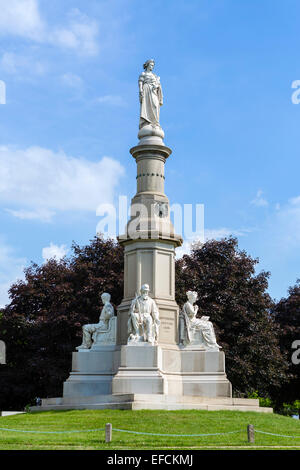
[32,60,272,413]
[117,142,182,347]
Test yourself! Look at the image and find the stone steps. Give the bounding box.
[30,394,273,413]
[42,394,135,406]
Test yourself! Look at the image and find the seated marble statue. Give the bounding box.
[76,292,115,350]
[128,283,160,345]
[179,291,221,350]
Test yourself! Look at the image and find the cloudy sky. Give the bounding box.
[0,0,300,306]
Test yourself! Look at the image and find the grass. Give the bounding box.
[0,409,299,450]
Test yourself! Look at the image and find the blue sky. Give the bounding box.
[0,0,300,306]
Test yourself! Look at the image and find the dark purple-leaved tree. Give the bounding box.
[0,236,291,410]
[175,237,289,399]
[272,280,300,404]
[0,236,123,410]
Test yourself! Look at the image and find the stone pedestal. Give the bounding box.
[117,240,180,346]
[117,143,182,347]
[51,344,232,405]
[112,345,166,394]
[34,344,273,412]
[112,345,231,398]
[31,75,274,414]
[63,346,121,397]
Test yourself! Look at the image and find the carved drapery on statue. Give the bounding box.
[179,291,221,350]
[128,284,160,345]
[76,292,116,350]
[138,59,165,144]
[139,59,163,129]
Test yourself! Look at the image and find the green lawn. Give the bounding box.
[0,409,299,450]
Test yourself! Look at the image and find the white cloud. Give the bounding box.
[0,1,99,57]
[289,195,300,206]
[175,240,194,258]
[272,195,300,247]
[0,0,44,40]
[243,194,300,299]
[42,243,68,261]
[5,208,55,222]
[96,95,126,107]
[205,227,250,240]
[0,145,124,221]
[50,9,99,57]
[175,227,250,258]
[250,189,269,207]
[0,52,47,76]
[61,73,83,88]
[0,238,26,308]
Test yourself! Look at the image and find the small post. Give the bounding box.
[105,423,112,443]
[247,424,255,443]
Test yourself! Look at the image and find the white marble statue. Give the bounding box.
[179,291,221,350]
[139,59,163,130]
[128,283,160,345]
[76,292,115,350]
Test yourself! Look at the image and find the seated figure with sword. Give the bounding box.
[127,283,160,345]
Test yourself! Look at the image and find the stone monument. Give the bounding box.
[127,284,160,345]
[76,292,116,350]
[32,61,272,412]
[179,291,221,350]
[116,58,182,350]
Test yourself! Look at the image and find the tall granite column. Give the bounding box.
[117,143,182,346]
[117,59,182,347]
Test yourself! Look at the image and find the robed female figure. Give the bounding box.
[139,59,163,129]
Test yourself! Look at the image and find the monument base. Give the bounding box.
[63,345,121,397]
[31,394,272,413]
[112,345,232,397]
[31,345,272,413]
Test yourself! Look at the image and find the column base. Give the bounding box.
[112,345,232,397]
[31,345,273,413]
[63,346,121,397]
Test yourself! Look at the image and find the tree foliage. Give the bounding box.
[0,236,294,410]
[0,237,123,410]
[272,280,300,403]
[175,238,289,398]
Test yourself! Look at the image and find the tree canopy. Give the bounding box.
[0,236,296,410]
[272,280,300,404]
[0,237,123,409]
[176,238,290,399]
